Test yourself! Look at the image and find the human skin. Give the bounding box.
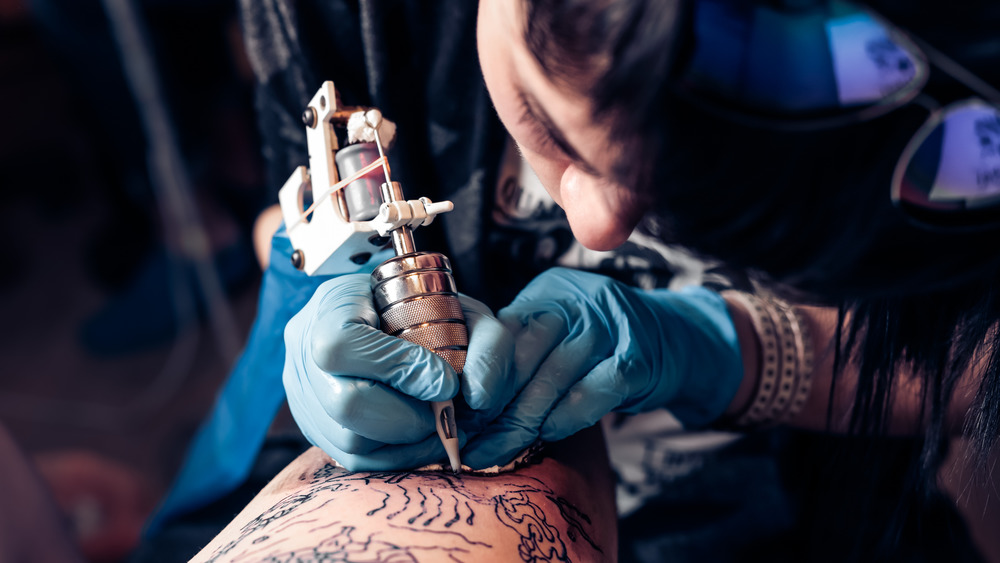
[474,0,979,434]
[191,425,617,562]
[251,203,283,270]
[476,0,640,253]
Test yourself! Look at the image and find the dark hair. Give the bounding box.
[523,0,1000,512]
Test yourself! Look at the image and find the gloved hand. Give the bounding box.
[283,273,516,471]
[150,223,393,529]
[462,267,744,469]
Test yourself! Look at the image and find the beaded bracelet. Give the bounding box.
[783,300,815,423]
[719,290,815,429]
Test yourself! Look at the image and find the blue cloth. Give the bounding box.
[144,225,387,533]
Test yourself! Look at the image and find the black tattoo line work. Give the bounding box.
[202,463,601,562]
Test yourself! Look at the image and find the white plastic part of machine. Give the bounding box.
[277,81,454,275]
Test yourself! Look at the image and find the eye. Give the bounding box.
[516,96,566,157]
[512,91,606,179]
[528,121,560,153]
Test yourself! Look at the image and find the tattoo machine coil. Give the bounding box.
[277,81,465,473]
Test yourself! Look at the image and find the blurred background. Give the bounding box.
[0,0,265,560]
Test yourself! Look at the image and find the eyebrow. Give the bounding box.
[518,91,604,178]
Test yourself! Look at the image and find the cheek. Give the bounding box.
[476,9,567,201]
[477,12,522,143]
[478,81,568,200]
[516,145,569,206]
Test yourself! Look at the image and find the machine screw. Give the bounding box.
[301,107,316,128]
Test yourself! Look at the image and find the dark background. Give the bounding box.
[0,0,264,560]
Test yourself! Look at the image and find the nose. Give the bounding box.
[559,164,643,251]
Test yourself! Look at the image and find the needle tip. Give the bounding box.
[445,448,462,475]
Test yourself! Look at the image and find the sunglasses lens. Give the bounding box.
[679,1,927,127]
[827,13,923,108]
[893,100,1000,228]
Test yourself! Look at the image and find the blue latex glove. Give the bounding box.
[283,273,516,471]
[462,267,744,469]
[146,225,390,532]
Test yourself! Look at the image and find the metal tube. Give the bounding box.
[391,226,416,255]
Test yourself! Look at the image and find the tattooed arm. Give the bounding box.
[192,426,616,562]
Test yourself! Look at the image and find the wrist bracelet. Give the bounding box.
[719,290,815,429]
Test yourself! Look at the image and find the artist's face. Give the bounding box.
[477,1,644,251]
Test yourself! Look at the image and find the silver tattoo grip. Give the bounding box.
[371,252,466,472]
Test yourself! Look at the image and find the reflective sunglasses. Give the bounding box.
[673,0,1000,231]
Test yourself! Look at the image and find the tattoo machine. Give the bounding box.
[277,81,465,473]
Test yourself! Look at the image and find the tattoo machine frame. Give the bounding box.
[278,81,464,473]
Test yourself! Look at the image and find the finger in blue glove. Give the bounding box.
[462,268,744,469]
